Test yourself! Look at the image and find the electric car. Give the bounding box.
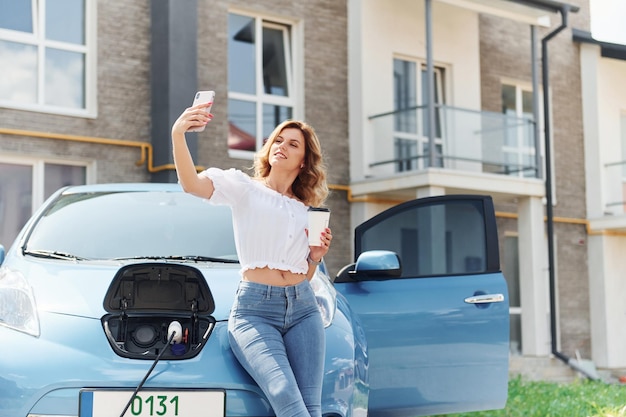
[0,183,509,417]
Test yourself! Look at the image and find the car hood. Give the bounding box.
[16,258,241,321]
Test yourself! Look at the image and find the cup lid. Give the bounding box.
[308,207,330,212]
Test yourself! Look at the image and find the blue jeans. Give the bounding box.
[228,279,325,417]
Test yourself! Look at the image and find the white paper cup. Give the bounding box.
[308,207,331,246]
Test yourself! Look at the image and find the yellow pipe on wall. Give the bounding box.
[327,183,405,204]
[0,127,180,173]
[496,211,626,236]
[0,127,406,202]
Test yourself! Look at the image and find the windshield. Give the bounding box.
[23,190,238,261]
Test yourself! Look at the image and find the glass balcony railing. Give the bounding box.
[367,105,539,179]
[604,160,626,215]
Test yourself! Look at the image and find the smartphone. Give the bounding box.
[189,90,215,133]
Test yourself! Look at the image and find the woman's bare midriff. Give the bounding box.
[243,267,307,287]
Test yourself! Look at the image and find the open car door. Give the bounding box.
[334,195,509,417]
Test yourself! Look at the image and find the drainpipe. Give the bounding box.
[541,6,598,380]
[425,0,436,168]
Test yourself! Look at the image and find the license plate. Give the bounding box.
[79,389,225,417]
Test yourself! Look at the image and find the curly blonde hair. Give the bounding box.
[253,120,329,207]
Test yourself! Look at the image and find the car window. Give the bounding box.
[356,198,495,278]
[24,191,238,261]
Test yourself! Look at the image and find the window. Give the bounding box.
[227,12,298,157]
[501,84,536,177]
[0,0,95,116]
[393,58,444,172]
[357,199,489,278]
[24,191,236,261]
[504,234,522,355]
[0,160,87,247]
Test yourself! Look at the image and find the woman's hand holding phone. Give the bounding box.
[188,90,215,133]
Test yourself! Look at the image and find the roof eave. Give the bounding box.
[506,0,579,14]
[438,0,578,27]
[573,28,626,62]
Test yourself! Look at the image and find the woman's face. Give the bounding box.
[268,127,306,172]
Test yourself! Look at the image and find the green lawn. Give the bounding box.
[431,376,626,417]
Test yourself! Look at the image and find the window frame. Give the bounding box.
[0,156,93,246]
[227,9,303,159]
[500,82,538,178]
[0,0,97,118]
[392,56,446,172]
[503,232,522,355]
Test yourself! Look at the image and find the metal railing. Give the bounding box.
[367,104,539,179]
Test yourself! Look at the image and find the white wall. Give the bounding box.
[597,56,626,215]
[580,44,603,219]
[603,236,626,367]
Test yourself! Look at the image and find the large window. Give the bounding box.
[0,160,87,248]
[227,11,298,157]
[0,0,95,116]
[393,58,445,172]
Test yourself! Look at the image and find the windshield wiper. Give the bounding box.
[23,249,88,261]
[168,255,239,263]
[113,255,239,263]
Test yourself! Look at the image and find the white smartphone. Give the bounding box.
[189,90,215,133]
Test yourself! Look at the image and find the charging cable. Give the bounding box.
[118,330,176,417]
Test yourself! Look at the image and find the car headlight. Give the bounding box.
[310,269,337,328]
[0,267,40,337]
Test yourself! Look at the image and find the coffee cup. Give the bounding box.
[307,207,330,246]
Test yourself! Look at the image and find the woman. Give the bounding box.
[171,100,332,417]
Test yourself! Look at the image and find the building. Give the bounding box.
[574,28,626,370]
[1,0,624,372]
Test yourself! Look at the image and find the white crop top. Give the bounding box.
[200,168,310,275]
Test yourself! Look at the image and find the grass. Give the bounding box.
[431,376,626,417]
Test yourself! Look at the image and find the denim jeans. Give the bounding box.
[228,279,325,417]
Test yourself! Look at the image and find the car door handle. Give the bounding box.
[464,294,505,304]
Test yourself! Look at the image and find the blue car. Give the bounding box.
[0,183,509,417]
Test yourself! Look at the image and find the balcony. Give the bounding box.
[368,104,538,177]
[350,105,546,204]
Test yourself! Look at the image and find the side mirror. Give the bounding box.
[335,250,402,282]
